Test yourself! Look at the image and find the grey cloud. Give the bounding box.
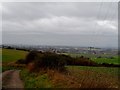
[3,16,117,35]
[2,2,117,21]
[2,2,118,48]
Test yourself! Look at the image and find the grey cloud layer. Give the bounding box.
[2,2,117,20]
[2,2,118,47]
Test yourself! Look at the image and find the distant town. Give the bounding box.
[1,44,118,58]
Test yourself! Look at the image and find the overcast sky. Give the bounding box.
[2,2,118,48]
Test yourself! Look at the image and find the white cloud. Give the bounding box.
[97,20,117,29]
[96,20,117,34]
[3,16,117,36]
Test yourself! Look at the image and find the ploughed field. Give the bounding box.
[1,48,119,88]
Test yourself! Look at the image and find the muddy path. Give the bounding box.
[1,70,24,89]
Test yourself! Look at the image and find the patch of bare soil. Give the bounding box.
[2,70,24,89]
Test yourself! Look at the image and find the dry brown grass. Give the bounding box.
[67,67,119,88]
[46,69,81,88]
[3,61,119,88]
[36,67,119,88]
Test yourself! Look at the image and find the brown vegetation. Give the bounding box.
[22,51,97,72]
[15,51,119,88]
[67,67,119,88]
[34,68,119,88]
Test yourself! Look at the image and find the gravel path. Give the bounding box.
[1,70,24,89]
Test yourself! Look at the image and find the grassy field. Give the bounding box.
[20,66,119,88]
[91,56,119,64]
[66,66,119,88]
[20,69,52,88]
[2,49,119,64]
[62,53,119,64]
[66,66,119,77]
[2,48,28,63]
[1,48,28,73]
[1,48,119,88]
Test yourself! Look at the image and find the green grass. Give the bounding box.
[20,69,52,88]
[66,66,119,77]
[62,53,119,65]
[20,66,119,88]
[91,56,119,64]
[2,48,28,63]
[1,48,28,72]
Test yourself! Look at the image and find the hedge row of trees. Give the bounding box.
[2,45,30,52]
[16,51,98,71]
[26,51,67,71]
[16,51,120,72]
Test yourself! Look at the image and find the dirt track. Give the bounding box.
[1,70,24,89]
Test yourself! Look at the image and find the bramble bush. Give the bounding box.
[23,51,98,72]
